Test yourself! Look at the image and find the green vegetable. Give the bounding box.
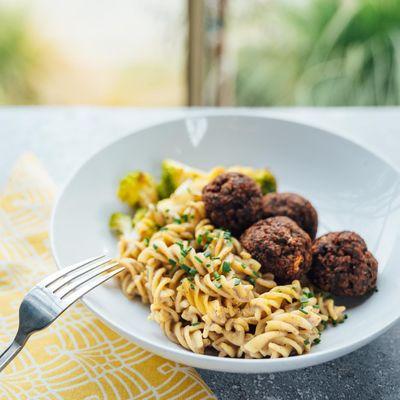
[132,207,147,226]
[223,230,232,241]
[247,276,256,286]
[157,159,205,199]
[222,261,231,273]
[181,264,197,276]
[213,271,221,280]
[109,212,132,236]
[194,256,203,264]
[117,171,158,207]
[252,169,277,194]
[228,166,277,194]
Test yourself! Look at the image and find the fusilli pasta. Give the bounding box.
[116,179,346,358]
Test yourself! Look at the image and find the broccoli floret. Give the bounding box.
[132,207,147,226]
[157,159,205,199]
[228,166,277,194]
[109,212,133,236]
[252,169,277,194]
[117,171,158,207]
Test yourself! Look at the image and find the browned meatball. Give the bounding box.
[262,192,318,239]
[240,216,312,283]
[202,172,263,235]
[309,231,378,296]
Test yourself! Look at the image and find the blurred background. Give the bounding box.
[0,0,399,107]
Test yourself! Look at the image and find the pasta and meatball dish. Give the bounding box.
[109,160,378,359]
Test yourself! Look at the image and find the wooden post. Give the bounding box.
[187,0,205,106]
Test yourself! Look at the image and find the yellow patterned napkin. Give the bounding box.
[0,154,215,400]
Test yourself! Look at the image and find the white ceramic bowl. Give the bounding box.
[51,114,400,373]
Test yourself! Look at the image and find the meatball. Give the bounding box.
[202,172,263,235]
[262,192,318,239]
[240,216,312,283]
[309,231,378,296]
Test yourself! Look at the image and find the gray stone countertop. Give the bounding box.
[1,106,400,400]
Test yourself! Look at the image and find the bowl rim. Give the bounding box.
[50,112,400,371]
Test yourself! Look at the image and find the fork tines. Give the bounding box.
[40,255,124,305]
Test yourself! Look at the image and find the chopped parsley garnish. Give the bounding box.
[303,290,314,298]
[211,256,220,260]
[196,235,203,245]
[144,238,150,246]
[233,278,241,286]
[332,320,338,326]
[313,304,319,309]
[177,242,190,257]
[213,271,221,280]
[205,231,213,244]
[153,244,158,250]
[173,217,182,224]
[344,314,348,320]
[181,214,189,222]
[300,296,309,304]
[241,263,247,269]
[222,261,231,273]
[206,263,211,268]
[204,251,211,258]
[194,256,203,264]
[190,283,195,290]
[223,230,232,240]
[247,276,256,286]
[313,338,321,344]
[299,308,308,315]
[191,322,200,326]
[304,339,310,345]
[321,320,328,328]
[252,271,260,278]
[168,258,177,266]
[214,282,222,289]
[181,264,197,276]
[160,226,168,231]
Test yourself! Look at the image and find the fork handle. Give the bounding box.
[0,340,24,372]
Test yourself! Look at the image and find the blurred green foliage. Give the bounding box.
[0,9,39,104]
[236,0,400,106]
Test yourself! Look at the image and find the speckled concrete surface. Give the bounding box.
[1,107,400,400]
[199,321,400,399]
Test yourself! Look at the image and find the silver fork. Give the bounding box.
[0,255,124,372]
